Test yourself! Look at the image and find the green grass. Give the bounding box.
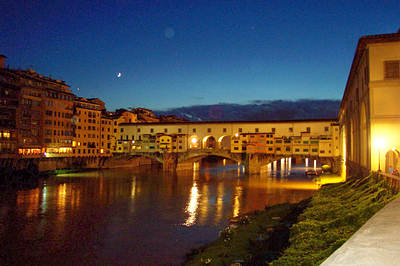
[185,200,309,266]
[270,172,399,265]
[185,173,399,266]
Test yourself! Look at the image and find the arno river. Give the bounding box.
[0,159,319,265]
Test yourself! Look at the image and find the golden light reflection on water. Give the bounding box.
[233,183,242,218]
[199,184,209,224]
[17,188,40,217]
[315,174,346,186]
[131,176,137,199]
[215,182,224,224]
[184,182,199,226]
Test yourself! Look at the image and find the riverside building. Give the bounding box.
[339,29,400,175]
[0,55,74,157]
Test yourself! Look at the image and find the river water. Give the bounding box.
[0,159,318,265]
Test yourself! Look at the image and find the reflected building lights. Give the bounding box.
[41,186,48,213]
[17,188,40,217]
[305,158,309,168]
[215,182,224,223]
[233,186,242,217]
[184,182,199,226]
[314,159,317,170]
[199,185,209,224]
[131,176,137,199]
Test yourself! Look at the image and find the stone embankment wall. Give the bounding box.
[0,155,155,173]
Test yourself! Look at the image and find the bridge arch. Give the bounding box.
[202,135,217,149]
[177,150,243,164]
[218,135,231,150]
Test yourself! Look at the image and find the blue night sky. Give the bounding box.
[1,1,399,111]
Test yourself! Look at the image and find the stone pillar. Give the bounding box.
[163,152,177,171]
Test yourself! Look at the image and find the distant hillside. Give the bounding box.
[155,99,340,122]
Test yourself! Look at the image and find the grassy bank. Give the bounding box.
[185,200,310,265]
[270,173,398,265]
[185,173,399,265]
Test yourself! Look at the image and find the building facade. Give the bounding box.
[339,30,400,175]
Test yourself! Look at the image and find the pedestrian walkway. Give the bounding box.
[321,197,400,266]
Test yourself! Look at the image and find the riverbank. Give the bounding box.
[185,173,399,265]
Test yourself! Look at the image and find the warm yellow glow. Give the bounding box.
[375,138,387,150]
[184,182,199,226]
[315,174,346,186]
[233,186,242,217]
[72,141,76,147]
[131,177,136,199]
[215,183,224,223]
[193,161,199,171]
[191,137,198,144]
[235,133,239,137]
[100,149,104,153]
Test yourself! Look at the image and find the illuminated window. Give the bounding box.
[384,60,400,79]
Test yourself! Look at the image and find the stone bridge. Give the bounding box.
[129,150,338,173]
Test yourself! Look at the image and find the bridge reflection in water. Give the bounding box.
[3,159,330,265]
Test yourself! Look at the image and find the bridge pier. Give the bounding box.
[245,154,273,174]
[163,152,178,171]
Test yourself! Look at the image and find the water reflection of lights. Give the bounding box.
[215,182,224,223]
[247,180,319,190]
[305,158,309,168]
[17,188,40,217]
[131,176,136,198]
[233,185,242,217]
[184,182,199,226]
[193,161,199,171]
[315,175,346,186]
[41,186,48,213]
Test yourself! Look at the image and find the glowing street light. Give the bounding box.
[191,137,198,144]
[375,138,387,172]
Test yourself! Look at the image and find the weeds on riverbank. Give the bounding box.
[270,172,399,265]
[185,173,399,266]
[185,200,310,266]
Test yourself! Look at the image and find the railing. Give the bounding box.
[378,171,400,192]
